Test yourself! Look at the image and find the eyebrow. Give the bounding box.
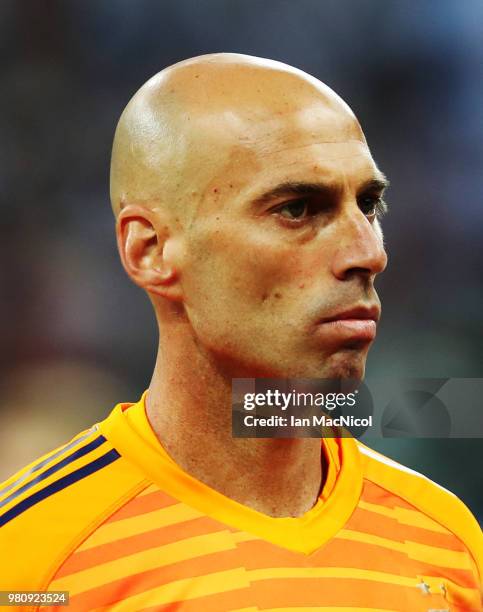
[249,175,390,208]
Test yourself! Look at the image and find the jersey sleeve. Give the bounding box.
[0,424,148,611]
[357,442,483,586]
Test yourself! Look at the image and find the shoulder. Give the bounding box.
[356,440,483,578]
[0,423,148,593]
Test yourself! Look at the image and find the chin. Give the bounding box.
[321,349,368,380]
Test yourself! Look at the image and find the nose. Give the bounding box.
[331,210,388,281]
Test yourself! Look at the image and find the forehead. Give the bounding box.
[199,93,364,152]
[182,94,377,218]
[200,137,381,215]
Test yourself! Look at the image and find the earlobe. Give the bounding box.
[116,204,182,300]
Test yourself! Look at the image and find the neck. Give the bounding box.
[145,323,325,518]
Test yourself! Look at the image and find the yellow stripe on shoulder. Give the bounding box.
[0,426,105,513]
[0,425,100,503]
[0,423,150,594]
[356,441,483,581]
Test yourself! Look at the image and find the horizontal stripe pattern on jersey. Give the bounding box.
[45,478,481,611]
[1,391,480,611]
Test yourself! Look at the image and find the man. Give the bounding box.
[1,54,481,611]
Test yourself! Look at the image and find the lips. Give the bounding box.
[316,304,380,342]
[320,305,380,324]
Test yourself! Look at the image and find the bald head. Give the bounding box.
[112,53,387,381]
[109,53,364,221]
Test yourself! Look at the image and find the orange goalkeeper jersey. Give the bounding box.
[0,391,481,611]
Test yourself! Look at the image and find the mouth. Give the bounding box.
[316,304,380,342]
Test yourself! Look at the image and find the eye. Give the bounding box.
[358,195,387,220]
[276,198,310,220]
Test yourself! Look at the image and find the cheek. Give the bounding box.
[237,229,331,302]
[186,225,326,311]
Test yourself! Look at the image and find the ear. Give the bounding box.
[116,204,183,302]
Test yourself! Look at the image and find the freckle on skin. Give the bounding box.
[213,188,218,193]
[274,292,282,299]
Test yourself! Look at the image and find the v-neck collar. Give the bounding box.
[100,391,363,555]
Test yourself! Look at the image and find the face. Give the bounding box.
[176,103,388,380]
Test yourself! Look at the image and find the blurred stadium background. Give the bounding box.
[0,1,482,521]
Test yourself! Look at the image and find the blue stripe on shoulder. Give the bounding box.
[0,435,107,510]
[0,449,120,528]
[0,426,98,499]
